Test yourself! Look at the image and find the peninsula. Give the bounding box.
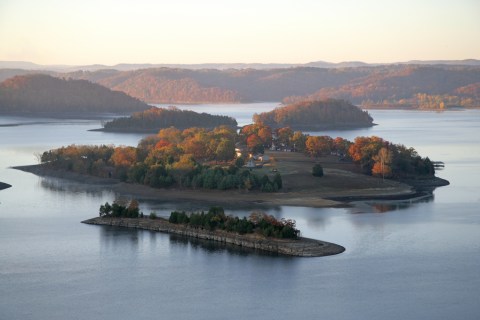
[14,150,448,209]
[82,206,345,257]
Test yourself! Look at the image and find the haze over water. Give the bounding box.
[0,107,479,320]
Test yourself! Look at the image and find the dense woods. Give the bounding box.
[102,106,237,132]
[40,125,282,192]
[253,99,373,129]
[0,74,150,114]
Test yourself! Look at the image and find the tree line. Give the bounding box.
[237,123,435,179]
[169,207,300,239]
[40,125,282,192]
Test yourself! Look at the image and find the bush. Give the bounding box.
[312,163,324,177]
[149,212,157,219]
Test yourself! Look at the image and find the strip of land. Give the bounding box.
[12,151,448,208]
[82,216,345,257]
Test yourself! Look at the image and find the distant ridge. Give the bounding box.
[1,59,479,72]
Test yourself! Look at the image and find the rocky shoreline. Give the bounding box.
[82,216,345,257]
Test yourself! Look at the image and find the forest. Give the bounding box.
[252,99,373,129]
[4,64,472,108]
[102,106,237,132]
[1,65,478,109]
[0,74,150,114]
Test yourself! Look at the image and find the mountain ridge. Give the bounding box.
[1,59,479,72]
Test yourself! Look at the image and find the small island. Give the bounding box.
[253,99,374,130]
[96,106,238,133]
[82,204,345,257]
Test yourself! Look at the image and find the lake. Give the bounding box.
[1,106,479,320]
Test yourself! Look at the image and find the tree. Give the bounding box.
[348,136,385,173]
[257,126,273,146]
[276,127,293,147]
[372,147,393,180]
[246,134,264,153]
[215,138,235,162]
[111,146,137,167]
[312,164,324,177]
[291,131,307,152]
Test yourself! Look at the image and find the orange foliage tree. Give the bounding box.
[111,146,137,167]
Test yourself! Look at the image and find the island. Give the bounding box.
[252,99,374,130]
[0,74,150,117]
[82,205,345,257]
[96,106,238,133]
[14,123,449,208]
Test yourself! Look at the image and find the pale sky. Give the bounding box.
[0,0,479,65]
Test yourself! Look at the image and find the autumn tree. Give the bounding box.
[348,136,386,173]
[215,138,235,162]
[333,137,352,156]
[246,134,264,154]
[111,146,137,167]
[276,127,293,148]
[291,131,307,152]
[372,147,393,180]
[305,136,332,158]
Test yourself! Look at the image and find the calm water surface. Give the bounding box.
[1,107,479,320]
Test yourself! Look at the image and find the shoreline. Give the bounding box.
[82,216,345,257]
[12,164,448,208]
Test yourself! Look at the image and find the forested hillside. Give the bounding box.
[284,66,480,109]
[1,65,479,109]
[0,74,150,115]
[62,65,480,108]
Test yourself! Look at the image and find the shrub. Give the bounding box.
[312,163,324,177]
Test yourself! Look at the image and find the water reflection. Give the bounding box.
[349,193,434,214]
[39,177,112,198]
[168,233,283,257]
[99,225,141,251]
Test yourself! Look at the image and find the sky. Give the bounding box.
[0,0,479,65]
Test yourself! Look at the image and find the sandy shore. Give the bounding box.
[12,163,448,208]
